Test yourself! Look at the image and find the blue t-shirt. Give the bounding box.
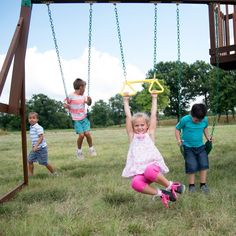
[176,115,208,147]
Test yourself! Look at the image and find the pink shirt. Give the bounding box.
[65,93,87,121]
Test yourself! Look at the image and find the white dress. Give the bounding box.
[122,133,169,178]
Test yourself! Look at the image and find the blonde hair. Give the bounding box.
[132,112,150,126]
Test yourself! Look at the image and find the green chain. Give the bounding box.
[87,3,93,97]
[211,4,221,137]
[176,4,182,120]
[153,3,157,72]
[47,3,68,98]
[114,3,127,81]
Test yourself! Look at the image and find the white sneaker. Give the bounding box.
[89,149,97,157]
[77,151,85,160]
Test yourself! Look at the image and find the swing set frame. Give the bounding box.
[0,0,236,203]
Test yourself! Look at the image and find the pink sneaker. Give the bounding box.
[160,189,176,208]
[170,182,185,199]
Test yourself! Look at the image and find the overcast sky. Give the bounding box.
[0,0,213,104]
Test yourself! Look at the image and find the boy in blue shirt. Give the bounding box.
[175,104,212,193]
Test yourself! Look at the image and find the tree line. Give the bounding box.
[1,60,236,130]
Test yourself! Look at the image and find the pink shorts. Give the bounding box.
[131,164,161,192]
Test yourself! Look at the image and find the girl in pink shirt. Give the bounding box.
[122,93,185,208]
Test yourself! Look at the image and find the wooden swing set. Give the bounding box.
[0,0,236,203]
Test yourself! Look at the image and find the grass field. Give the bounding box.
[0,125,236,235]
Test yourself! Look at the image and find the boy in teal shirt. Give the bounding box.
[175,104,212,193]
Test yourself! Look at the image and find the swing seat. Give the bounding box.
[205,140,213,155]
[180,145,184,157]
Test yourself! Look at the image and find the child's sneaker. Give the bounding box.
[160,189,176,208]
[89,148,97,157]
[50,172,59,177]
[200,184,209,194]
[189,185,196,193]
[170,182,185,198]
[77,151,84,160]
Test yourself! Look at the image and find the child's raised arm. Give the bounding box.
[149,93,157,140]
[123,95,133,141]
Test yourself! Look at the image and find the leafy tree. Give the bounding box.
[27,94,72,129]
[209,69,236,122]
[149,61,192,119]
[189,60,213,109]
[109,94,125,126]
[90,100,113,127]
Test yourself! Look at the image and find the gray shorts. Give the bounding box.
[28,146,48,166]
[183,145,209,174]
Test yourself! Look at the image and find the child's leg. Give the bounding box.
[131,174,176,208]
[45,163,55,174]
[188,173,195,185]
[77,133,85,149]
[131,175,157,195]
[144,164,170,188]
[28,161,34,176]
[84,131,93,147]
[199,169,207,183]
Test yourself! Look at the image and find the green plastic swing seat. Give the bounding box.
[205,140,213,154]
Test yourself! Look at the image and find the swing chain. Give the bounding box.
[153,3,157,72]
[114,3,127,81]
[211,4,221,136]
[176,4,182,120]
[47,3,68,98]
[87,3,93,97]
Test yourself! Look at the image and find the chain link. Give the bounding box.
[153,3,157,71]
[211,4,220,136]
[47,4,68,98]
[87,3,93,97]
[114,3,127,81]
[176,4,182,119]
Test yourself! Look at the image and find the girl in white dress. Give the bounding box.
[122,93,185,208]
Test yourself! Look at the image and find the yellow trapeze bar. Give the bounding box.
[120,78,164,96]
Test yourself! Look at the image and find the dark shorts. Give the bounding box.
[28,146,48,166]
[183,145,209,174]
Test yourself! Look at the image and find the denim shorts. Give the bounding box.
[74,118,90,134]
[183,145,209,174]
[28,146,48,166]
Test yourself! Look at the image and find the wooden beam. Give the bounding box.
[0,18,23,96]
[31,0,236,5]
[0,183,26,203]
[8,6,32,114]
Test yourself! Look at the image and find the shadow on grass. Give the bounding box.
[18,188,68,204]
[102,192,135,206]
[0,203,27,216]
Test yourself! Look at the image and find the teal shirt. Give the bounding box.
[176,115,208,147]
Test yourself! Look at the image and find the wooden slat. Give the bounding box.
[0,18,23,96]
[8,7,32,114]
[0,183,26,203]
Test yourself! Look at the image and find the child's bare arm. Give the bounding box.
[149,94,157,138]
[175,128,182,146]
[33,134,43,152]
[123,96,133,140]
[204,127,212,141]
[86,96,92,106]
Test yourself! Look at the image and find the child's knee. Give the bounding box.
[131,175,147,192]
[144,164,160,182]
[78,133,85,139]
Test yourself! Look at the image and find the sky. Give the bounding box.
[0,0,212,104]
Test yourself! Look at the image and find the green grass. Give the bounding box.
[0,125,236,235]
